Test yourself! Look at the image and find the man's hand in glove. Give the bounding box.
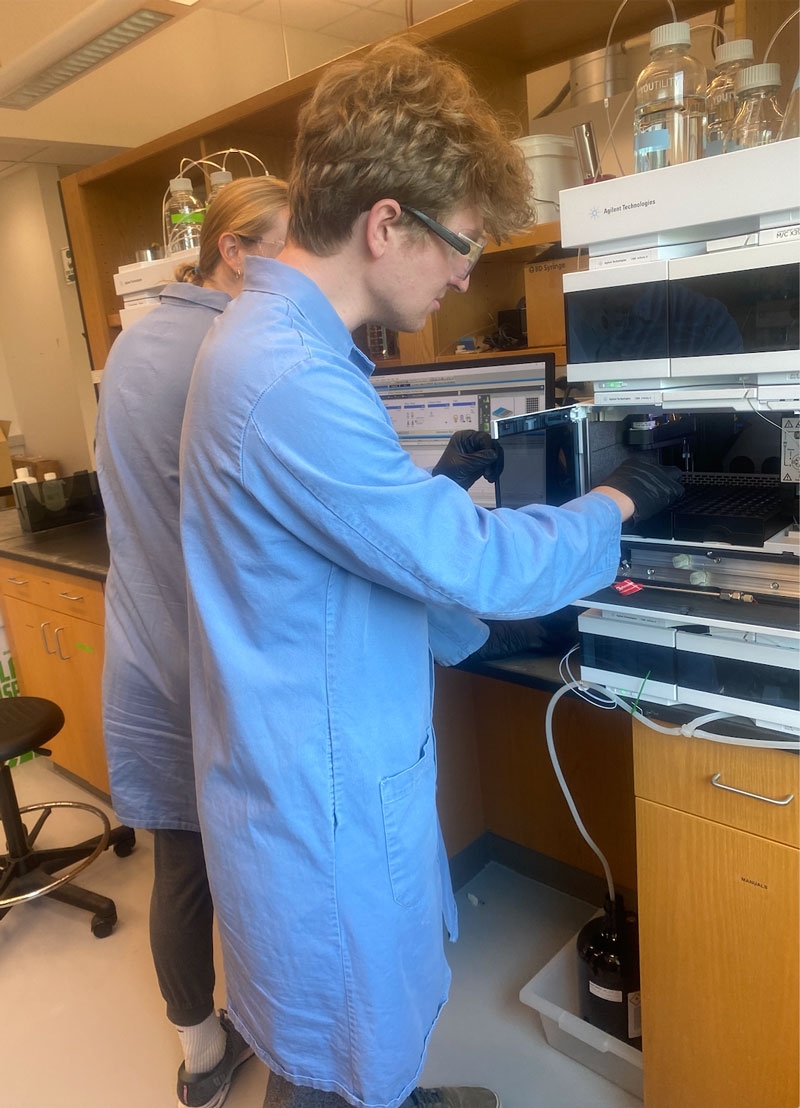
[595,458,685,522]
[432,430,504,491]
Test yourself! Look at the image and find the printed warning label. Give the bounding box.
[782,417,800,483]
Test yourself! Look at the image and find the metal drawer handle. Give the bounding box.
[58,591,84,602]
[40,621,56,655]
[710,773,794,807]
[54,625,71,661]
[8,576,28,585]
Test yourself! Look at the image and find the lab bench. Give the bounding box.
[0,514,796,1107]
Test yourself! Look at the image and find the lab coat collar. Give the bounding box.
[158,282,231,313]
[243,256,374,378]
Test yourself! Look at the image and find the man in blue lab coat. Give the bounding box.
[178,38,682,1108]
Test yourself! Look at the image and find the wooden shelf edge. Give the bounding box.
[485,221,561,253]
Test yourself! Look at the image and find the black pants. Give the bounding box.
[149,827,216,1027]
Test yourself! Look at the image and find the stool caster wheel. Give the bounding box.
[91,911,117,938]
[113,828,136,857]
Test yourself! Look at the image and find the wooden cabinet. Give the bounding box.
[633,720,800,1108]
[60,0,719,376]
[0,559,109,794]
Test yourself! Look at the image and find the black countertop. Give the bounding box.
[0,511,791,744]
[0,511,109,581]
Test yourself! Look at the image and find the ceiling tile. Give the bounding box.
[369,0,406,15]
[0,138,50,161]
[322,7,405,40]
[25,141,128,167]
[217,0,282,23]
[200,0,268,13]
[270,0,363,34]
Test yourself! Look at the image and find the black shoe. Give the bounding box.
[408,1089,501,1108]
[176,1010,254,1108]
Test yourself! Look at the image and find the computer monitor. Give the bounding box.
[372,353,556,507]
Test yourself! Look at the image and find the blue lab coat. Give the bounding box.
[179,258,622,1107]
[96,282,230,831]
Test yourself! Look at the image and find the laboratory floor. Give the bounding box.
[1,758,641,1108]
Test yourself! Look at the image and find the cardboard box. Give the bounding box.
[0,422,14,488]
[523,255,583,348]
[9,455,61,482]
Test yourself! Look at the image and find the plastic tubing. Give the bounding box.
[764,7,800,63]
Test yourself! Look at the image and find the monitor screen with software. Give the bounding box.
[372,353,556,508]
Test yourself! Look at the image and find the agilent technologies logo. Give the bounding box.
[588,198,658,220]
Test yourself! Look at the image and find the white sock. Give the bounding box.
[177,1011,227,1077]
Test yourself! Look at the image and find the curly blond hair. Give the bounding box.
[288,38,534,254]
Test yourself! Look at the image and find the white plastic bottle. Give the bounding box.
[41,471,66,511]
[11,467,40,528]
[633,22,707,173]
[730,63,783,150]
[164,177,204,254]
[778,68,800,141]
[705,38,754,156]
[207,169,233,204]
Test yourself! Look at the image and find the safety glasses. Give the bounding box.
[400,205,487,279]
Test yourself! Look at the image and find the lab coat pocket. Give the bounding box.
[380,735,437,909]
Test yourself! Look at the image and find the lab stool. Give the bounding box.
[0,696,136,938]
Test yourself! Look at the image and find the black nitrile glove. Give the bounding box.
[471,608,579,661]
[432,430,504,490]
[600,458,685,522]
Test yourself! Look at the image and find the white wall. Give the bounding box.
[0,164,95,473]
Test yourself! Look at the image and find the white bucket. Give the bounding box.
[515,134,583,223]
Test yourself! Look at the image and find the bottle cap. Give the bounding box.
[714,39,754,67]
[169,177,193,193]
[43,472,57,481]
[736,62,781,94]
[650,21,691,51]
[14,468,30,479]
[209,170,232,188]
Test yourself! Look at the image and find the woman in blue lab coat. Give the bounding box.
[96,175,289,1108]
[179,41,683,1108]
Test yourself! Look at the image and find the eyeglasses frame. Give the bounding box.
[399,205,486,277]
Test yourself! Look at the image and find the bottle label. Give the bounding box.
[170,212,205,224]
[588,981,623,1003]
[634,128,670,153]
[628,990,642,1038]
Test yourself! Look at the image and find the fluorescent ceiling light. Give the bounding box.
[0,4,184,110]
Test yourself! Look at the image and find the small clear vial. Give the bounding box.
[705,38,754,156]
[730,63,783,150]
[633,22,707,174]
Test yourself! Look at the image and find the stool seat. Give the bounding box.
[0,697,65,762]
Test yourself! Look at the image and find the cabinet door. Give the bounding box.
[636,797,800,1108]
[2,595,109,794]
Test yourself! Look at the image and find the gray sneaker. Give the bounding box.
[176,1010,254,1108]
[407,1089,501,1108]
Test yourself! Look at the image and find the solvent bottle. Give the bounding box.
[705,38,754,156]
[207,169,233,204]
[778,68,800,141]
[576,893,642,1047]
[633,22,707,173]
[41,471,66,511]
[730,63,784,150]
[165,177,204,254]
[12,467,40,530]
